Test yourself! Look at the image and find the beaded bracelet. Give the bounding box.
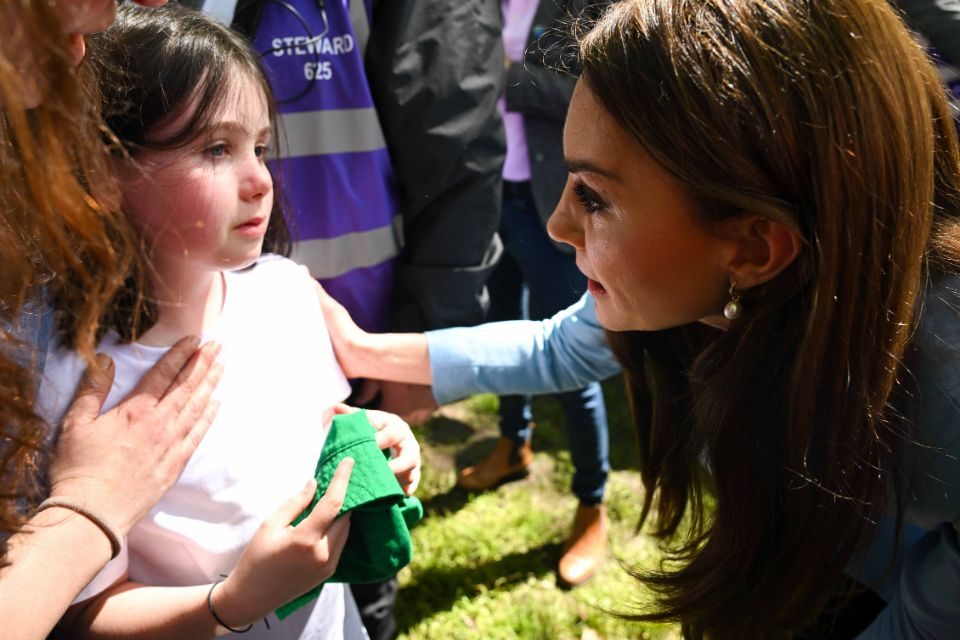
[36,497,122,560]
[207,578,254,634]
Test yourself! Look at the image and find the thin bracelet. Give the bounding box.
[36,497,122,560]
[207,578,253,634]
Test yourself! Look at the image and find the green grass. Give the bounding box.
[395,377,680,639]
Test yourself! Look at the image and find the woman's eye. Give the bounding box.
[573,183,605,214]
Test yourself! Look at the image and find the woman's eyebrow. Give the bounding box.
[565,158,621,182]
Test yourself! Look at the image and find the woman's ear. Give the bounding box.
[719,215,804,290]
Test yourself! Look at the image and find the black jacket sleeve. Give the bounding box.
[898,0,960,65]
[366,0,506,332]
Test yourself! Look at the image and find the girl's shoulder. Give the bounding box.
[222,254,323,322]
[233,254,313,284]
[245,252,300,273]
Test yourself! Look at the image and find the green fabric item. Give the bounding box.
[276,410,423,620]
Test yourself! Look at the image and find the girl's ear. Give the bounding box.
[718,215,804,290]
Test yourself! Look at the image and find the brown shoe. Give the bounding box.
[558,503,607,587]
[456,436,533,491]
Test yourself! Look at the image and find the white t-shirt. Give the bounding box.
[37,255,364,639]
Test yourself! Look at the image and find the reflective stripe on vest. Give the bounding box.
[291,215,402,279]
[277,108,386,158]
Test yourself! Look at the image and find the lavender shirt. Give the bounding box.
[500,0,539,182]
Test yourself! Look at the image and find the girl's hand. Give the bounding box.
[48,336,223,535]
[211,460,354,627]
[335,405,422,496]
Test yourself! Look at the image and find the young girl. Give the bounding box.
[319,0,960,637]
[35,4,418,638]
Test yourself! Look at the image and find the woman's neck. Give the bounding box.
[139,261,225,347]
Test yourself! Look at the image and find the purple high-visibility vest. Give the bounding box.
[252,0,401,333]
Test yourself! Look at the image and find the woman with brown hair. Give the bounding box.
[321,0,960,636]
[0,2,221,637]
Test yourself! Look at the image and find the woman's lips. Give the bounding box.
[587,278,607,296]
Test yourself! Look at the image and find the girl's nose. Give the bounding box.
[547,180,585,250]
[240,155,272,202]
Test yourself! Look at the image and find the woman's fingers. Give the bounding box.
[126,335,201,403]
[170,356,223,436]
[183,398,220,453]
[155,341,221,414]
[63,353,116,425]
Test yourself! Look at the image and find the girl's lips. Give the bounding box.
[234,216,268,238]
[587,278,607,296]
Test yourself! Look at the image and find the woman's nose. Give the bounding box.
[547,181,584,250]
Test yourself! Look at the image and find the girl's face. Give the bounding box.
[548,81,734,332]
[120,76,274,279]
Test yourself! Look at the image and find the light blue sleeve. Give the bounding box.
[856,522,960,639]
[425,293,621,405]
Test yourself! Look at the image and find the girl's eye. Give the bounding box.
[573,182,606,214]
[207,143,228,158]
[254,144,268,158]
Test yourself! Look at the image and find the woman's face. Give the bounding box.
[548,81,734,332]
[56,0,117,34]
[54,0,167,35]
[1,0,167,108]
[55,0,118,63]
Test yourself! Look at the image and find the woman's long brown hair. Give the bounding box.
[578,0,960,636]
[0,2,140,556]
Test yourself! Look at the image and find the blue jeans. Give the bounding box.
[487,181,610,505]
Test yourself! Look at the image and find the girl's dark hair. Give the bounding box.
[577,0,960,637]
[79,2,291,342]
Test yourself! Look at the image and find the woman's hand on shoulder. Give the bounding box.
[311,278,369,379]
[48,336,223,535]
[336,404,422,496]
[212,460,354,627]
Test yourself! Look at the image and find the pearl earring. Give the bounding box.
[723,282,742,320]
